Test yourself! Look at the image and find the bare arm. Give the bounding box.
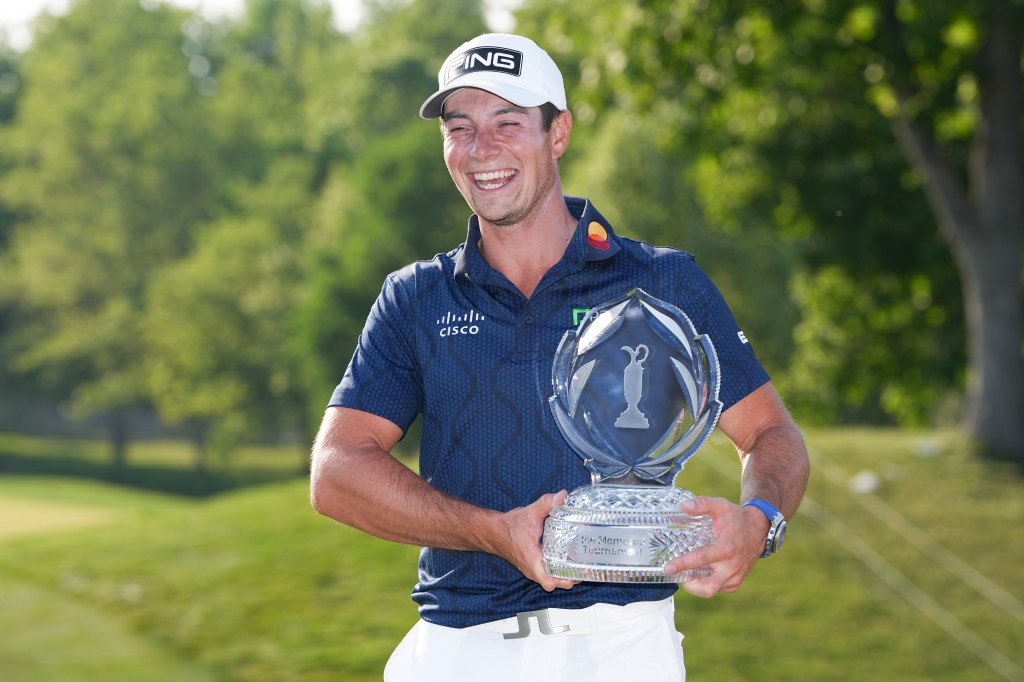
[309,406,575,591]
[664,382,810,597]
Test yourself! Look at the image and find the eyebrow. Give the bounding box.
[441,105,531,122]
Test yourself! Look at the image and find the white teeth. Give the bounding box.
[473,170,515,182]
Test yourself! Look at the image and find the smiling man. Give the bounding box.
[310,33,810,682]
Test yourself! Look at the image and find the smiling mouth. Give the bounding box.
[472,169,516,190]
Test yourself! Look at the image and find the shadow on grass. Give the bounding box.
[0,449,307,498]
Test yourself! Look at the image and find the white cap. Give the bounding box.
[419,33,567,119]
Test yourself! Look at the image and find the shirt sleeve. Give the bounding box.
[328,275,423,431]
[678,262,770,411]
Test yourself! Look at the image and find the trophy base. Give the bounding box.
[542,485,713,584]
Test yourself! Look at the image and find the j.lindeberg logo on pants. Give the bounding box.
[436,310,486,338]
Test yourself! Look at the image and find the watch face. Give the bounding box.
[771,520,787,552]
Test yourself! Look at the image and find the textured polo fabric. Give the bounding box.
[330,196,770,628]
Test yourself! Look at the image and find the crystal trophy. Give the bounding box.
[542,289,723,583]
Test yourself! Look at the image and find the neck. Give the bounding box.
[477,195,577,298]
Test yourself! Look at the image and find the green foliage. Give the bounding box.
[515,0,973,426]
[790,266,964,425]
[140,0,346,454]
[291,0,484,428]
[0,45,18,125]
[0,0,352,456]
[143,181,310,456]
[0,0,215,427]
[0,0,1014,453]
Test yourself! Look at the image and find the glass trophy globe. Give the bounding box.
[542,289,723,583]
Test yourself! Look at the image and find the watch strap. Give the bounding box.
[743,498,784,558]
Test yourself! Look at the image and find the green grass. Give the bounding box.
[0,428,1021,681]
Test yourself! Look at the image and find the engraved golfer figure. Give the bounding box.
[615,344,650,429]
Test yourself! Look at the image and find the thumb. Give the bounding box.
[540,489,568,512]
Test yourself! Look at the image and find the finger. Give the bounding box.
[678,560,732,598]
[679,495,727,516]
[663,539,724,575]
[537,559,577,591]
[543,489,568,510]
[680,575,722,599]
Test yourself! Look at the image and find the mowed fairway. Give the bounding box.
[0,429,1022,681]
[0,480,217,681]
[0,496,115,541]
[0,471,421,682]
[0,580,216,682]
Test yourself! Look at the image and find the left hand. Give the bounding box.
[663,496,769,598]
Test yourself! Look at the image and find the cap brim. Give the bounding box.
[419,80,550,119]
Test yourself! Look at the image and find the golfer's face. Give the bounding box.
[440,88,563,228]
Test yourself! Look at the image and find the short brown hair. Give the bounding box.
[540,102,563,131]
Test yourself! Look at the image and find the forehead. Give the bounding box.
[441,88,535,118]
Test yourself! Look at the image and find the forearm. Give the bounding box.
[310,407,577,592]
[718,383,810,519]
[738,421,809,519]
[311,441,503,553]
[668,384,810,594]
[309,412,505,553]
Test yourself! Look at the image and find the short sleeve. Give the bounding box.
[678,263,770,411]
[329,276,423,431]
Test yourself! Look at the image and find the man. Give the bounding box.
[310,33,810,681]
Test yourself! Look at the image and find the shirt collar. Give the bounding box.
[454,196,621,282]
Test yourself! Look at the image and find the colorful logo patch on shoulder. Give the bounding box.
[587,222,610,251]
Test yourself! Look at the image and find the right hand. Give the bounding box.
[498,490,578,592]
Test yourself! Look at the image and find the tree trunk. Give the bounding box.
[188,421,209,474]
[965,9,1024,460]
[109,409,128,468]
[891,4,1024,462]
[959,222,1024,459]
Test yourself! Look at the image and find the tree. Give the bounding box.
[143,162,317,466]
[853,0,1023,459]
[0,0,217,463]
[516,0,1018,460]
[293,0,486,429]
[142,0,344,463]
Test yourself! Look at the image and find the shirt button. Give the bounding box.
[525,315,534,324]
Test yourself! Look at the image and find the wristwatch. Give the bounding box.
[743,498,787,558]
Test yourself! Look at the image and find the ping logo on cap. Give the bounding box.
[445,47,523,85]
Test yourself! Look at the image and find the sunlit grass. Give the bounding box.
[0,428,1020,681]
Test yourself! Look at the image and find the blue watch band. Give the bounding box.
[743,498,780,521]
[743,498,786,558]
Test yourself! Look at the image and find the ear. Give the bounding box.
[549,110,573,160]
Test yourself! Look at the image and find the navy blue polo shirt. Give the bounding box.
[330,196,769,628]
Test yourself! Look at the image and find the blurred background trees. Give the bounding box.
[0,0,1020,465]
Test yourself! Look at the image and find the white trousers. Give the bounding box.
[383,598,685,682]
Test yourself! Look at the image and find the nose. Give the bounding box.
[470,127,500,160]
